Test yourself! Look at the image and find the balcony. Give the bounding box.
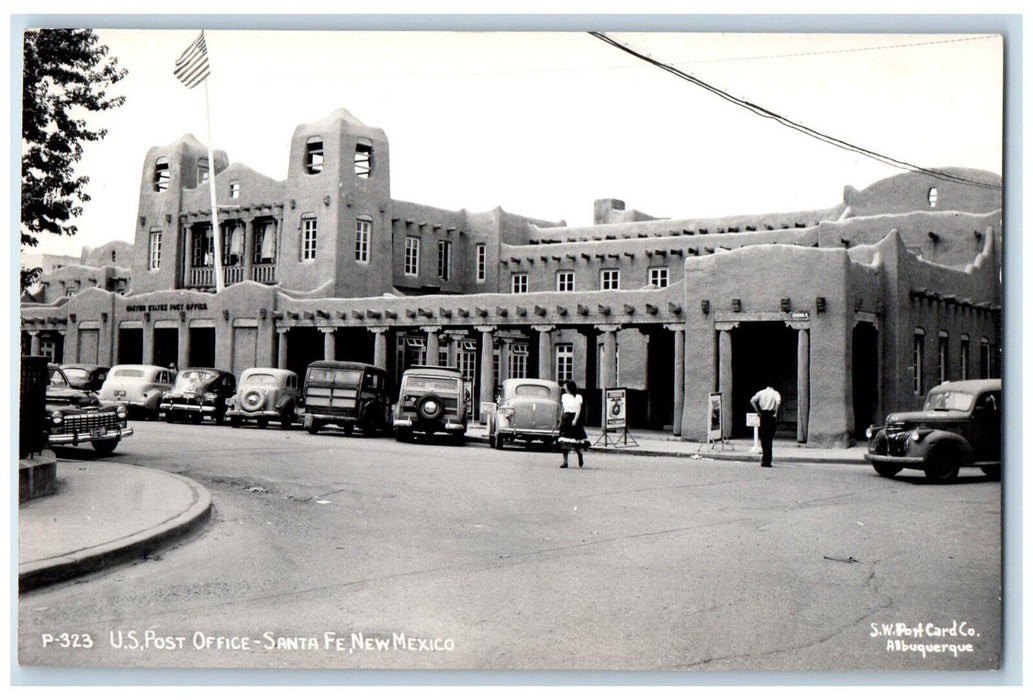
[187,264,277,289]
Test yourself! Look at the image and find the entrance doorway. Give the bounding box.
[118,327,143,364]
[285,327,323,379]
[154,328,179,370]
[188,327,216,367]
[645,328,675,430]
[732,322,798,438]
[852,322,879,439]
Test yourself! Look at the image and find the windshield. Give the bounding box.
[173,369,218,391]
[405,376,460,392]
[924,390,975,412]
[63,368,90,382]
[244,373,277,385]
[48,368,69,388]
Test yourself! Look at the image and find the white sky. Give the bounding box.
[22,27,1003,257]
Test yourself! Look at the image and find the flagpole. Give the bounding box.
[203,78,224,293]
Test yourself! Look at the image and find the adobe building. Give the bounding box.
[20,108,1002,446]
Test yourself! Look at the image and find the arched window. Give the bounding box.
[928,187,939,208]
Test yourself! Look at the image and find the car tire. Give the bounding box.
[280,412,293,431]
[342,423,354,437]
[873,463,902,478]
[230,415,241,428]
[980,464,1001,480]
[165,412,175,423]
[493,433,505,450]
[304,415,320,435]
[257,418,268,429]
[924,448,960,484]
[91,438,119,456]
[215,410,225,426]
[395,428,412,443]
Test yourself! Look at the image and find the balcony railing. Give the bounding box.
[187,264,277,288]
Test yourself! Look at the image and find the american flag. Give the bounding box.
[174,31,210,89]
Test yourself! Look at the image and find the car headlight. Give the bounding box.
[116,405,128,420]
[910,429,924,443]
[50,411,63,425]
[865,426,874,439]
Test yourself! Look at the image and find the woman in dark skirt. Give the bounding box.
[558,380,589,468]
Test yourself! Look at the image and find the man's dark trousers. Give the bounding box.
[759,409,777,467]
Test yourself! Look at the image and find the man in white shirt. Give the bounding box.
[750,382,782,468]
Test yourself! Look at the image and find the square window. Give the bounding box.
[511,273,528,294]
[649,267,669,288]
[556,270,575,292]
[229,181,240,199]
[601,268,620,290]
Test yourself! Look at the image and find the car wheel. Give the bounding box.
[280,412,293,431]
[215,410,225,426]
[304,415,320,434]
[924,448,960,484]
[91,438,119,456]
[165,412,175,423]
[395,427,412,443]
[257,418,268,429]
[342,423,354,437]
[980,464,1001,480]
[230,415,241,428]
[873,463,902,478]
[191,412,203,424]
[493,433,505,450]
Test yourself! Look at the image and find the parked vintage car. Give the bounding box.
[393,366,469,443]
[46,364,133,455]
[301,361,392,436]
[226,367,301,430]
[60,363,110,392]
[98,364,176,420]
[160,368,237,424]
[487,378,563,450]
[864,378,1001,483]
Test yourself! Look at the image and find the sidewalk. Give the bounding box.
[17,431,864,592]
[17,458,212,592]
[465,423,869,464]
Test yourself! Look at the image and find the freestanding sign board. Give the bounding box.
[707,392,723,443]
[605,388,627,431]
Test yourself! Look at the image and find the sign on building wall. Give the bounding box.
[605,388,627,431]
[707,392,723,441]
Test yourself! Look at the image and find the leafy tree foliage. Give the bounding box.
[21,28,126,289]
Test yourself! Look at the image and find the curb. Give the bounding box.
[465,434,866,465]
[18,471,214,593]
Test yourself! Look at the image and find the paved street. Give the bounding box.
[19,420,1001,671]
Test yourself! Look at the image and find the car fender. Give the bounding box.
[921,429,975,465]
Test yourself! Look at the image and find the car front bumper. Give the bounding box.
[864,453,926,466]
[49,425,134,446]
[161,401,219,415]
[394,417,466,433]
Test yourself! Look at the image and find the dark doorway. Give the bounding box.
[154,328,179,370]
[118,328,143,364]
[334,328,374,363]
[732,322,798,438]
[188,327,216,368]
[286,327,324,380]
[645,328,675,430]
[852,322,879,439]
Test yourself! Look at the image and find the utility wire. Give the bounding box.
[589,32,1001,191]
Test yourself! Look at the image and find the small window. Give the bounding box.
[437,240,451,280]
[306,138,324,174]
[960,334,970,380]
[355,218,371,263]
[928,187,939,208]
[937,331,949,385]
[153,157,170,192]
[649,267,669,288]
[556,270,575,292]
[229,180,240,199]
[354,138,373,178]
[197,159,209,184]
[476,244,487,282]
[254,221,277,264]
[148,228,162,270]
[301,216,318,261]
[404,237,420,276]
[511,273,528,294]
[980,337,992,379]
[601,268,620,290]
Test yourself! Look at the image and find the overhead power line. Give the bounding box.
[589,32,1001,191]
